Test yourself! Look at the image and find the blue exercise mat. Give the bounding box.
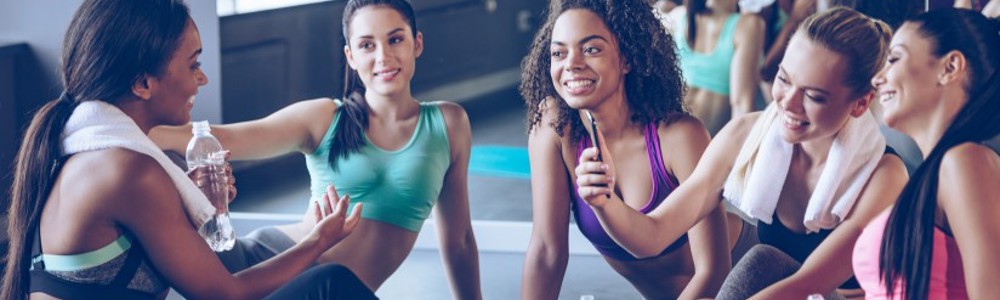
[469,145,530,179]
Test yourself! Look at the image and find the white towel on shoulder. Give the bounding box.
[722,102,886,232]
[62,101,214,228]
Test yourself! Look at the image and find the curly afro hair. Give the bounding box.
[521,0,688,141]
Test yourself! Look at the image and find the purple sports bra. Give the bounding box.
[571,122,689,261]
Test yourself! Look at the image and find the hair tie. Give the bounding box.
[58,91,74,103]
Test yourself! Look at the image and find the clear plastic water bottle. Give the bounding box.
[186,121,235,252]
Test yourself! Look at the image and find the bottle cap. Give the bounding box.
[192,120,211,134]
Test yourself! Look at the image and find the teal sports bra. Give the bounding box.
[675,14,741,95]
[305,100,452,232]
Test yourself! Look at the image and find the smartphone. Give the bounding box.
[587,110,607,186]
[586,111,609,192]
[586,110,603,162]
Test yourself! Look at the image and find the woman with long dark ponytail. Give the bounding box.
[2,0,373,299]
[150,0,482,298]
[859,8,1000,300]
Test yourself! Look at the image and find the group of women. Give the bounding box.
[3,0,997,299]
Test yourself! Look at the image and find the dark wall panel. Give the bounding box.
[413,1,541,93]
[222,41,289,123]
[220,1,344,123]
[219,0,544,123]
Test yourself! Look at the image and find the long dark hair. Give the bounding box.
[330,0,417,171]
[684,0,709,46]
[521,0,687,140]
[879,9,1000,300]
[1,1,190,299]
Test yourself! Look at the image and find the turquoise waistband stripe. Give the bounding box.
[34,235,131,272]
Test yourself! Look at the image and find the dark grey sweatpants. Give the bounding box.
[216,227,298,273]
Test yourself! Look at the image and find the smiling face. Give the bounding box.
[148,20,207,126]
[772,33,870,144]
[871,23,944,131]
[549,9,628,110]
[344,6,422,98]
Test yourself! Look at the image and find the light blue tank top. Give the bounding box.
[675,14,741,95]
[305,100,451,232]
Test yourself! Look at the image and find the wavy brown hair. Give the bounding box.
[521,0,687,140]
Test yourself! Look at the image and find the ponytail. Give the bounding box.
[684,0,708,46]
[880,9,1000,300]
[1,95,78,300]
[327,64,371,171]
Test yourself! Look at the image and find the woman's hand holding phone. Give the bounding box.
[576,111,616,208]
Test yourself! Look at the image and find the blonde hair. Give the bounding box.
[798,7,893,97]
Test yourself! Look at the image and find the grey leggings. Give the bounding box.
[716,244,845,300]
[217,227,298,273]
[216,227,377,299]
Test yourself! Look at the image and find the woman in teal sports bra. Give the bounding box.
[663,0,765,135]
[151,0,482,298]
[2,1,368,299]
[520,0,731,298]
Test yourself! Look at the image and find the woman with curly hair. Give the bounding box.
[576,7,911,299]
[519,0,731,298]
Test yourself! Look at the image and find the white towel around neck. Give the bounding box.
[722,102,886,232]
[62,100,214,228]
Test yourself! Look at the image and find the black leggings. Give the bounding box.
[264,264,378,300]
[218,227,377,299]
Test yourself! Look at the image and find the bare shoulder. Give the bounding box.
[281,98,339,149]
[715,111,761,145]
[528,97,570,160]
[433,101,470,129]
[432,101,471,140]
[530,97,570,145]
[658,114,711,178]
[736,13,765,30]
[63,149,180,215]
[659,114,710,146]
[941,142,1000,190]
[667,5,686,21]
[872,151,909,180]
[282,97,339,118]
[937,143,1000,233]
[736,14,764,40]
[431,101,471,161]
[851,151,909,216]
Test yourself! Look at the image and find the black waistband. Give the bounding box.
[28,269,159,300]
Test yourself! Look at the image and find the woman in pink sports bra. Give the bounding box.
[861,7,1000,300]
